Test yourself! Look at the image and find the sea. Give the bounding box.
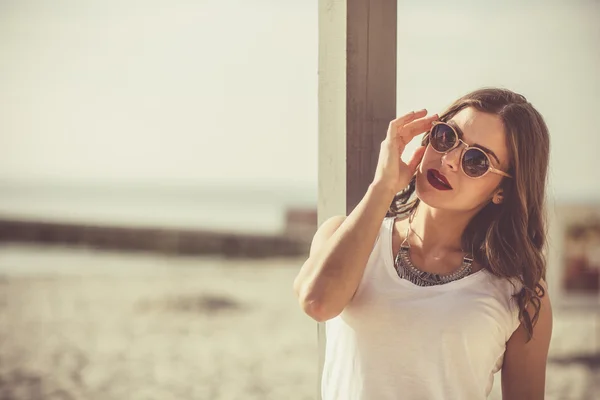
[0,181,317,235]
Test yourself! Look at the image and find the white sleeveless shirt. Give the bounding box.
[321,216,523,400]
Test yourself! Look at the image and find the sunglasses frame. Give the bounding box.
[429,121,513,179]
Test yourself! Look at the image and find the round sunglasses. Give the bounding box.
[428,121,512,179]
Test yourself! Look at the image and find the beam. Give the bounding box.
[317,0,397,397]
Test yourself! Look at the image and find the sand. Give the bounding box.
[0,245,317,400]
[0,245,597,400]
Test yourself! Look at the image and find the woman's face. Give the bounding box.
[415,107,511,212]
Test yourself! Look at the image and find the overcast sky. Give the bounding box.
[0,0,318,188]
[0,0,598,199]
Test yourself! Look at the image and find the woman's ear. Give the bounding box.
[492,189,504,204]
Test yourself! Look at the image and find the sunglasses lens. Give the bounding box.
[430,124,457,152]
[463,148,490,177]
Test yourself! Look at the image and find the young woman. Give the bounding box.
[293,88,553,399]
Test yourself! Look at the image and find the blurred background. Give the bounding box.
[0,0,598,399]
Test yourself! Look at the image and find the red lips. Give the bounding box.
[427,169,453,190]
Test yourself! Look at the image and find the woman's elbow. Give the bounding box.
[297,293,341,322]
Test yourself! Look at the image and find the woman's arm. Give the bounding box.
[292,182,396,322]
[501,279,553,400]
[292,110,435,323]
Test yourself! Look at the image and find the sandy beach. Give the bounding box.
[0,245,317,400]
[0,244,598,399]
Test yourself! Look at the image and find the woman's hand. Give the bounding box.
[372,109,439,194]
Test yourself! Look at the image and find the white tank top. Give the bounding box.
[321,216,523,400]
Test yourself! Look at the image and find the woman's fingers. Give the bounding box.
[386,109,428,140]
[397,114,439,143]
[406,146,426,174]
[393,109,427,125]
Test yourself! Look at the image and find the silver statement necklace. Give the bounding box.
[394,218,474,287]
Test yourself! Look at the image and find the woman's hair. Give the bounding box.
[387,87,550,342]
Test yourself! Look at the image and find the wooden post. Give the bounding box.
[317,0,397,397]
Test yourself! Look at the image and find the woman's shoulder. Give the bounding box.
[478,270,525,311]
[481,268,523,288]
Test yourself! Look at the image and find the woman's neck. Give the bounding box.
[408,202,478,258]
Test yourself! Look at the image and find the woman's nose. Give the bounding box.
[441,146,463,171]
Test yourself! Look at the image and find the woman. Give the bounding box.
[293,88,553,399]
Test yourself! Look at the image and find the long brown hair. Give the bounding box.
[387,88,550,342]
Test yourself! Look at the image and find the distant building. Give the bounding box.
[284,208,317,243]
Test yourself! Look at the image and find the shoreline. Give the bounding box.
[0,218,312,258]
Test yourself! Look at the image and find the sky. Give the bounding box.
[0,0,318,188]
[0,0,599,200]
